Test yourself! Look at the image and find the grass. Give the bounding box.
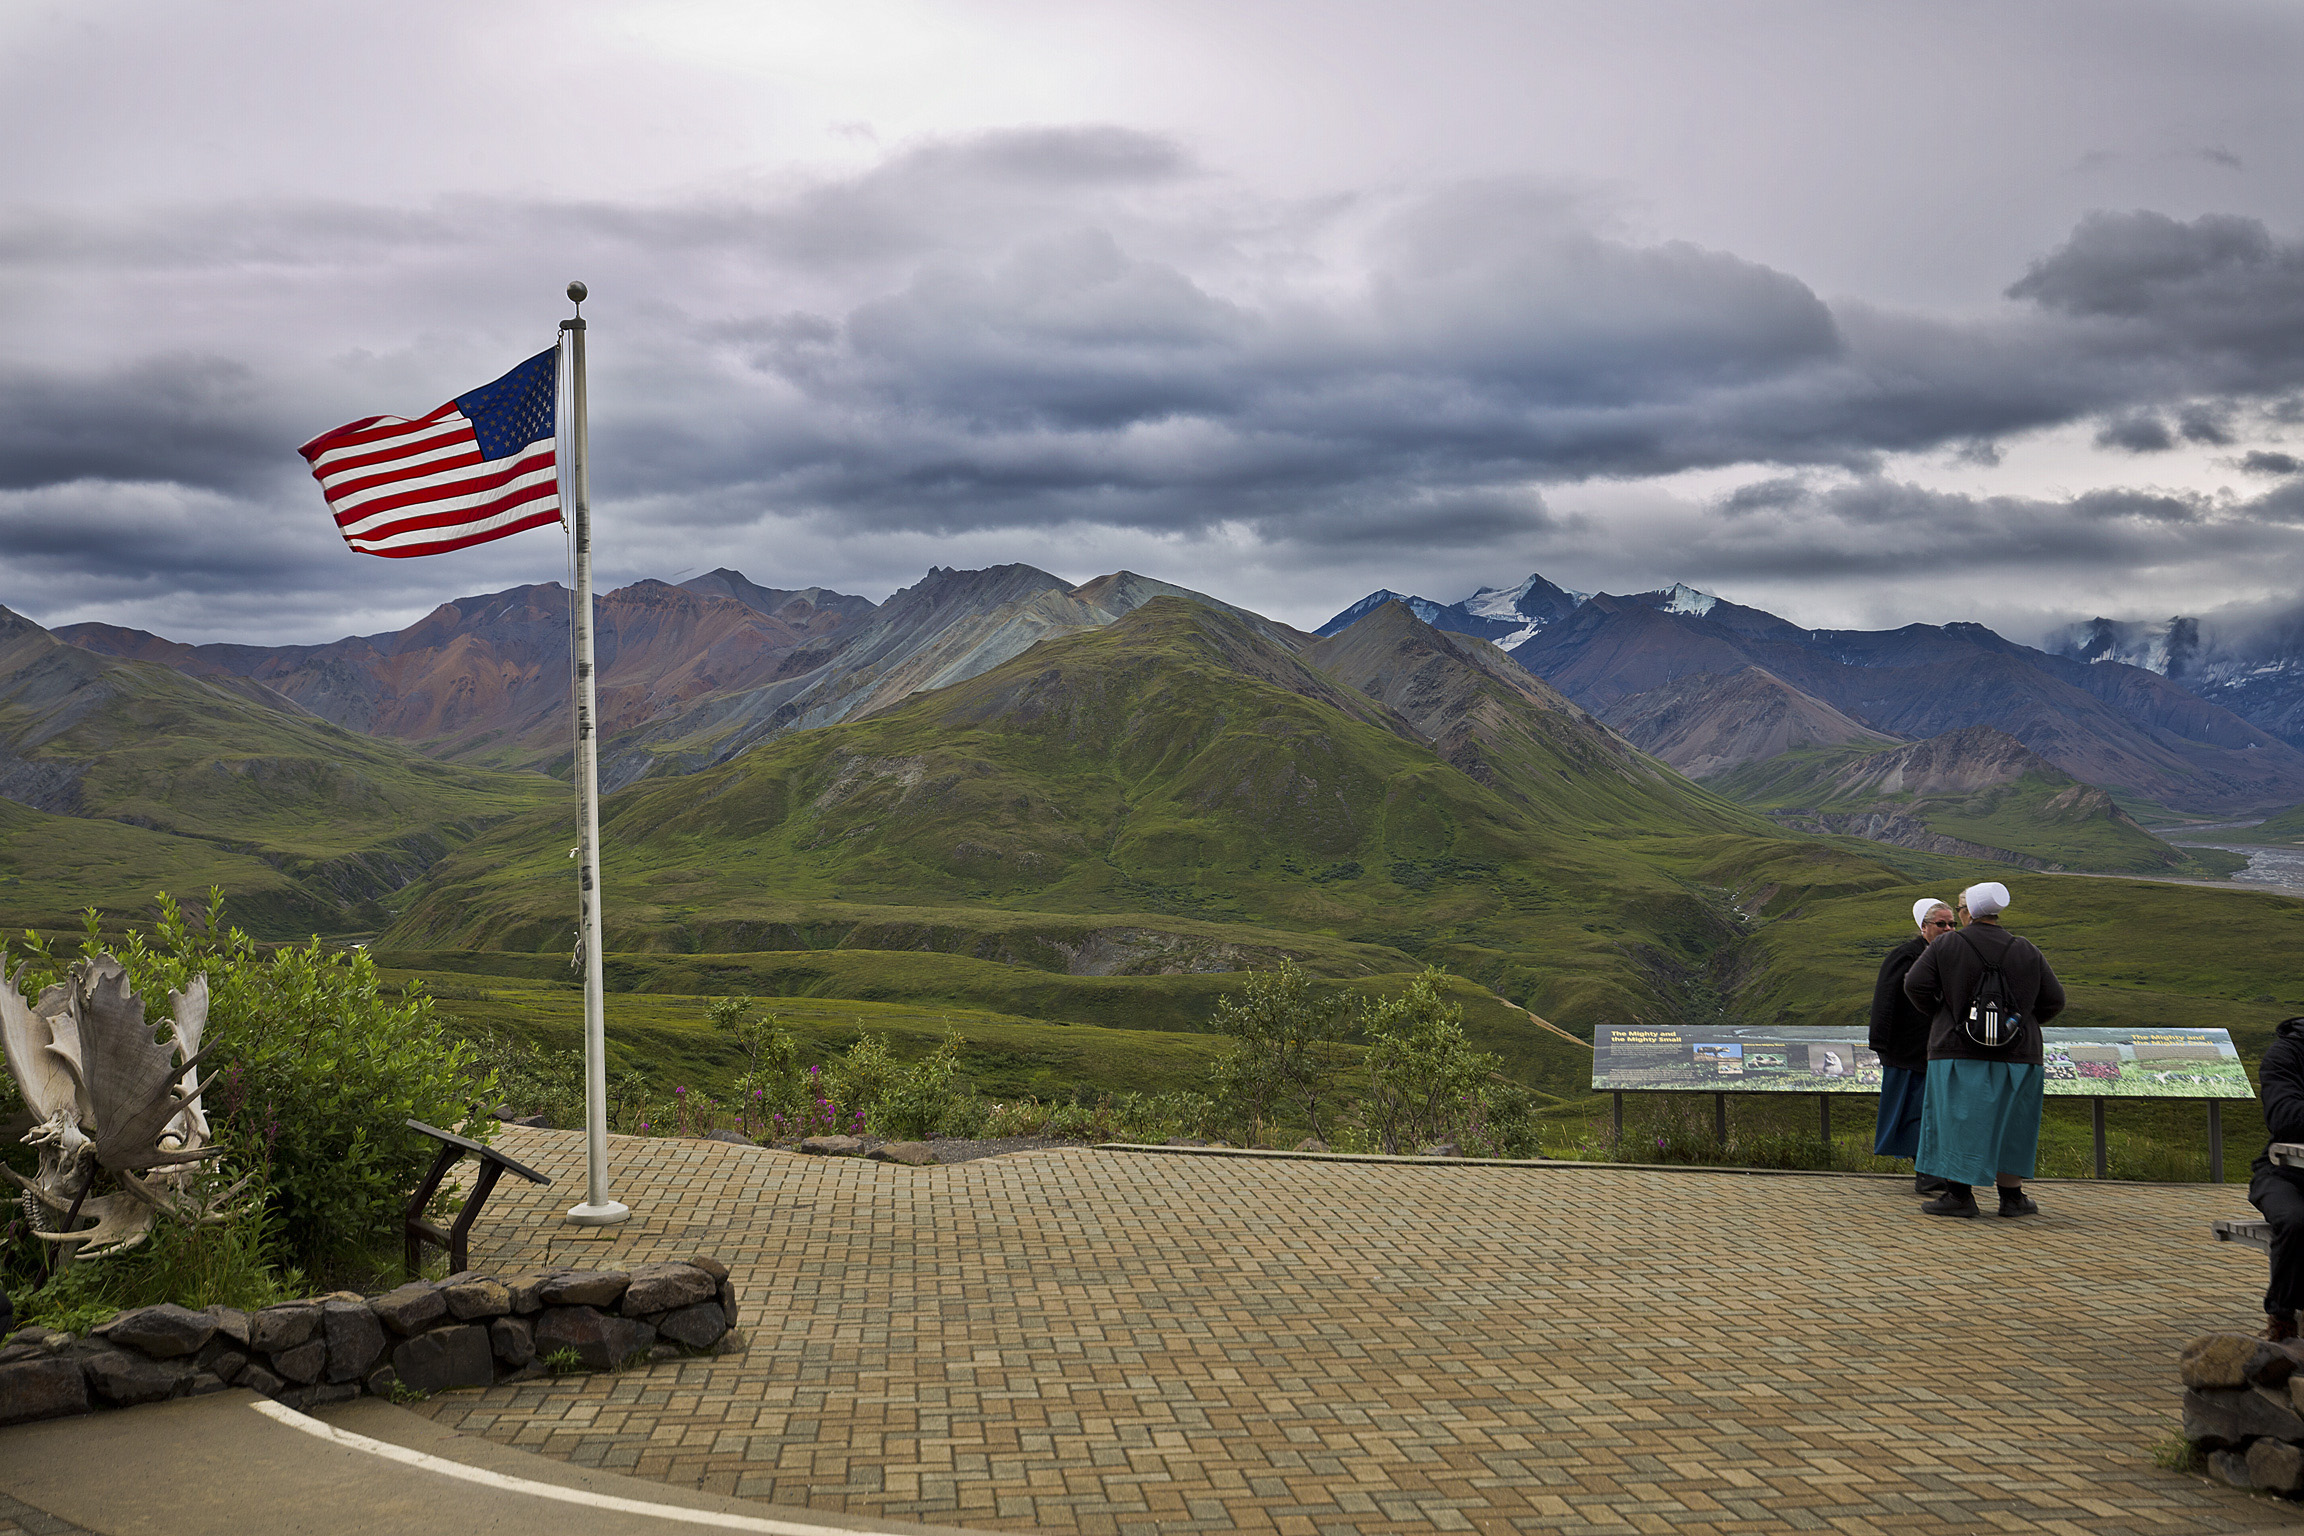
[394,959,1599,1105]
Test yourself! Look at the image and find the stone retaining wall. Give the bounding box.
[2181,1332,2304,1494]
[0,1259,738,1427]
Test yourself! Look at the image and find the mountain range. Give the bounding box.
[1316,577,2304,819]
[8,551,2298,1074]
[2051,605,2304,752]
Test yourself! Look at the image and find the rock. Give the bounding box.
[1419,1141,1461,1158]
[687,1255,729,1283]
[183,1370,228,1397]
[96,1303,216,1359]
[2182,1332,2290,1389]
[2211,1448,2254,1489]
[1166,1138,1208,1147]
[271,1338,328,1385]
[537,1270,631,1308]
[2187,1385,2304,1448]
[370,1283,448,1335]
[78,1343,184,1406]
[239,1363,287,1398]
[655,1300,727,1350]
[703,1128,753,1145]
[391,1323,494,1393]
[648,1341,683,1362]
[248,1302,322,1354]
[620,1264,716,1316]
[205,1307,252,1349]
[309,1381,361,1408]
[798,1135,864,1156]
[0,1341,41,1366]
[194,1339,248,1384]
[489,1315,534,1367]
[1292,1139,1331,1153]
[6,1325,70,1352]
[501,1272,553,1314]
[534,1305,648,1372]
[868,1141,937,1165]
[2251,1436,2304,1495]
[323,1300,387,1382]
[500,1360,549,1384]
[0,1355,88,1425]
[442,1277,513,1321]
[719,1282,739,1330]
[363,1364,398,1398]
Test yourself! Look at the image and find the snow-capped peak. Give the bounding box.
[1661,582,1717,617]
[1463,572,1590,621]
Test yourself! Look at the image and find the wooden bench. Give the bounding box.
[2208,1144,2304,1252]
[403,1119,551,1280]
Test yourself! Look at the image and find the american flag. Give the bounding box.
[299,348,563,558]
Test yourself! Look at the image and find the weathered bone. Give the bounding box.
[0,951,245,1265]
[34,1193,155,1258]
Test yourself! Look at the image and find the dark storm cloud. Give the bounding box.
[2006,210,2304,385]
[16,130,2304,636]
[2244,450,2303,475]
[0,355,288,493]
[2094,412,2175,452]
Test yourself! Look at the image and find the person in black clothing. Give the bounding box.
[2249,1018,2304,1340]
[1904,880,2067,1219]
[1871,896,1956,1194]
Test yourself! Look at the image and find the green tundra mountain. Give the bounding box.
[1708,724,2245,877]
[0,604,557,929]
[384,598,1904,1057]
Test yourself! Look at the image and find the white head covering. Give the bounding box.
[1911,897,1950,929]
[1964,881,2010,917]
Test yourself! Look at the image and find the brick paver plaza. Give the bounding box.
[409,1127,2304,1535]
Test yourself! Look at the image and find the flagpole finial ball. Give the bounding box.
[567,280,588,305]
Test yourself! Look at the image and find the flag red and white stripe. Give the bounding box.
[299,349,562,558]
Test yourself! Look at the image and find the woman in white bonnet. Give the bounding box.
[1869,896,1956,1194]
[1903,880,2068,1218]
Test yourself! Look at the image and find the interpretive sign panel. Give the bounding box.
[1591,1023,2253,1100]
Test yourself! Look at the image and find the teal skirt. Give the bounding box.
[1916,1058,2044,1187]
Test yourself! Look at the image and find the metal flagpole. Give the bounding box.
[560,279,630,1228]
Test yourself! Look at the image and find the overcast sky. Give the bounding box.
[6,0,2304,646]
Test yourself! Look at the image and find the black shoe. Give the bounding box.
[1915,1174,1951,1196]
[1996,1187,2039,1218]
[1922,1186,1980,1218]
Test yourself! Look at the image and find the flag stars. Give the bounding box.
[458,348,560,461]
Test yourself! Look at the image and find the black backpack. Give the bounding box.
[1955,930,2024,1048]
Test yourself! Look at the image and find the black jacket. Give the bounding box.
[1868,934,1933,1072]
[2256,1019,2304,1176]
[1903,921,2066,1065]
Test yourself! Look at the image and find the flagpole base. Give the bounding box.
[564,1200,630,1226]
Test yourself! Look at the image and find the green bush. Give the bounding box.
[11,892,491,1283]
[1361,968,1498,1154]
[873,1029,970,1139]
[830,1033,903,1113]
[1208,960,1357,1143]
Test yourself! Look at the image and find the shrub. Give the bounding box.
[982,1099,1047,1137]
[1108,1090,1216,1142]
[1208,961,1358,1143]
[1361,968,1497,1154]
[830,1034,902,1113]
[873,1029,969,1139]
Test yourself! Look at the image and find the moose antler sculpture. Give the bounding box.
[0,952,250,1260]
